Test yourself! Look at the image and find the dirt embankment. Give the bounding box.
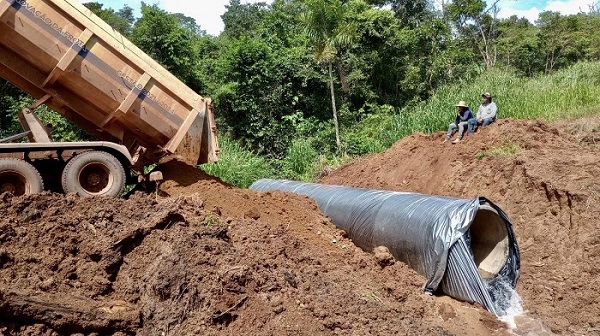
[3,116,597,335]
[0,160,505,335]
[322,117,600,335]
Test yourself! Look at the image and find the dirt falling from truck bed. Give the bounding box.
[321,117,600,335]
[0,188,504,334]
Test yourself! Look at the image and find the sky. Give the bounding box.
[496,0,598,22]
[79,0,274,36]
[80,0,599,35]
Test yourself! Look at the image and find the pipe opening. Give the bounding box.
[469,203,510,280]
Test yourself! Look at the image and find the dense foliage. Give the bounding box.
[1,0,600,185]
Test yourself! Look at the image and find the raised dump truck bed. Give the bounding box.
[0,0,219,197]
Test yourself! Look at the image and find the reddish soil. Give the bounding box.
[2,116,597,335]
[322,117,600,335]
[0,162,505,335]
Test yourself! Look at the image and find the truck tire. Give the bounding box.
[62,151,126,198]
[0,158,44,196]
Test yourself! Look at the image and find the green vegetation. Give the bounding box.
[201,136,276,188]
[365,62,600,150]
[201,136,351,186]
[2,0,600,187]
[475,144,524,160]
[0,97,91,142]
[302,0,359,151]
[203,213,222,228]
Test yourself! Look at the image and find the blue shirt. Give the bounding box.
[455,109,474,125]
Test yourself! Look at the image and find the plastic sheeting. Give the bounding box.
[250,179,520,315]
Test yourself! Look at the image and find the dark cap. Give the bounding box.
[482,92,492,98]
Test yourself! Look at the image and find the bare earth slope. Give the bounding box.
[0,162,504,335]
[322,117,600,335]
[2,116,597,335]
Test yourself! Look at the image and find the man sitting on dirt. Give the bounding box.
[443,101,474,144]
[468,92,497,133]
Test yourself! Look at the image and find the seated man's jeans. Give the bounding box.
[467,117,495,133]
[446,121,469,139]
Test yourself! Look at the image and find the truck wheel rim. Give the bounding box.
[0,170,28,196]
[78,163,114,195]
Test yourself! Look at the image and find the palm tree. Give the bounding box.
[301,0,357,152]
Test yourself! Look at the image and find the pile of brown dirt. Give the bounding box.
[6,116,596,335]
[321,118,600,335]
[0,181,505,335]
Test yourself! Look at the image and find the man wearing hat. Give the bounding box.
[468,92,497,133]
[444,100,475,143]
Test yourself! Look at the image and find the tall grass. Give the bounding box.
[377,62,600,147]
[200,136,275,188]
[200,135,353,187]
[203,62,600,188]
[279,138,352,181]
[279,138,319,181]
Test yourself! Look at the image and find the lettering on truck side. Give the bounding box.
[16,0,88,51]
[12,0,177,116]
[117,71,176,115]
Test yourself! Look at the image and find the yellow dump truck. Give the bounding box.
[0,0,219,197]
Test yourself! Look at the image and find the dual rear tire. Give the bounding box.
[0,151,125,197]
[0,159,44,196]
[61,151,126,198]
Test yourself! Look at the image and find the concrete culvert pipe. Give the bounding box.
[250,179,520,315]
[470,203,510,280]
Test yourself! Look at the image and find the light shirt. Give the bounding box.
[476,101,497,119]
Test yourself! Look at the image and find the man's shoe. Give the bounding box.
[452,138,461,144]
[443,138,449,143]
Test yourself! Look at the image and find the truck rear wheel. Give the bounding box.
[0,158,44,196]
[62,151,126,198]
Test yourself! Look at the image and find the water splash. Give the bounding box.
[494,282,524,329]
[487,276,521,318]
[489,278,555,335]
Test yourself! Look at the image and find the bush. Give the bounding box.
[344,112,392,155]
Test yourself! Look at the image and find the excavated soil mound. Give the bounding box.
[0,181,505,335]
[7,117,596,335]
[322,118,600,335]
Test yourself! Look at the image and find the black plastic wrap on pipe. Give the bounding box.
[250,179,520,315]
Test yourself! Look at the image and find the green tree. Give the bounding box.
[380,0,434,27]
[0,80,24,137]
[222,0,269,38]
[537,12,586,73]
[585,15,600,61]
[83,2,135,36]
[341,1,468,109]
[0,94,90,142]
[496,16,540,75]
[131,3,203,91]
[301,0,358,151]
[446,0,499,67]
[211,35,311,156]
